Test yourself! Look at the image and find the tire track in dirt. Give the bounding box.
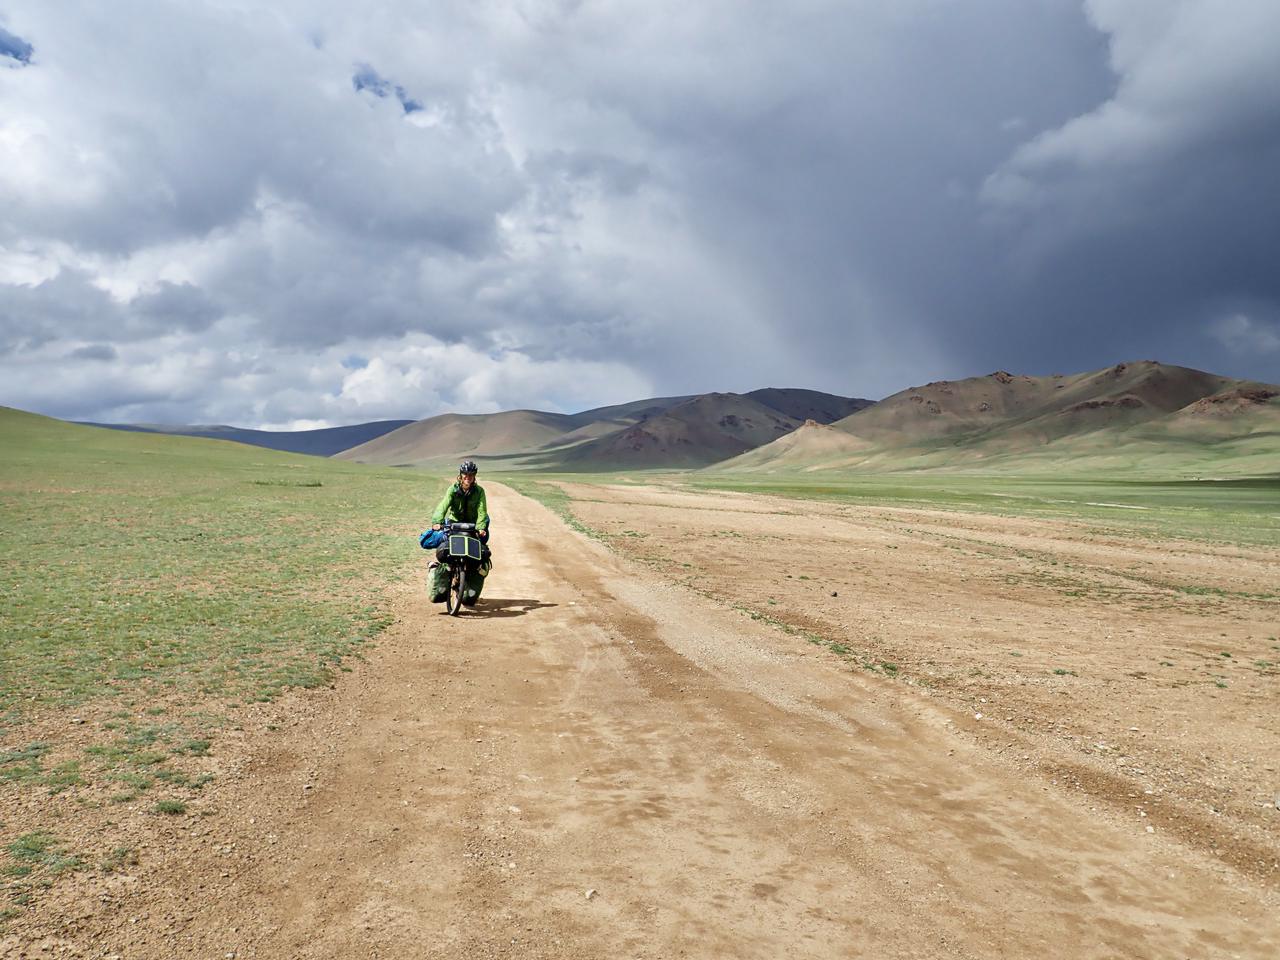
[109,482,1277,959]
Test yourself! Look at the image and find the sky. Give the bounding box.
[2,1,1279,429]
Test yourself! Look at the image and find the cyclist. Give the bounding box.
[429,459,491,567]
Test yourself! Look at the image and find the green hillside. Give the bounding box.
[0,408,433,801]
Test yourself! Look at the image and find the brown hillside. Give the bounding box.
[334,395,697,467]
[713,420,875,473]
[556,393,802,469]
[1156,385,1280,439]
[717,361,1275,475]
[1171,384,1279,419]
[832,361,1234,444]
[335,409,579,466]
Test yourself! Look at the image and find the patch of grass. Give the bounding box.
[99,846,138,873]
[153,799,187,815]
[4,833,83,878]
[40,761,84,795]
[1052,668,1078,677]
[106,769,155,790]
[0,742,50,785]
[153,768,214,790]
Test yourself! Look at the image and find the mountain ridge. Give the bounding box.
[337,388,871,469]
[718,361,1279,476]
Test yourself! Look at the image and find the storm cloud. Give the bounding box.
[1,1,1277,427]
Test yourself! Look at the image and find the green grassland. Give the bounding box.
[497,469,1280,549]
[0,408,436,809]
[693,474,1280,547]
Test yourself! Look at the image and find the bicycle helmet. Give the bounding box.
[458,459,479,475]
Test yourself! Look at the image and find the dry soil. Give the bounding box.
[6,481,1278,959]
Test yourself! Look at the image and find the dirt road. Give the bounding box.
[74,483,1278,958]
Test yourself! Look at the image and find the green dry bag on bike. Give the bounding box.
[429,562,451,603]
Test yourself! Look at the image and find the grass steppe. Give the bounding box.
[693,473,1280,546]
[0,408,431,922]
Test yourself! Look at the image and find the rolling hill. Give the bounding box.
[336,389,869,470]
[50,362,1276,478]
[335,409,584,467]
[712,419,876,472]
[826,361,1232,442]
[715,362,1280,477]
[83,419,414,457]
[550,393,804,470]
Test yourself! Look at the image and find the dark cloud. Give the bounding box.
[973,0,1280,381]
[0,272,223,352]
[0,1,1276,428]
[67,343,117,361]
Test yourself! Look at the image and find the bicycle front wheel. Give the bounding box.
[447,567,466,616]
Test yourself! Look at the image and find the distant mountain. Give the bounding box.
[81,420,413,457]
[335,396,699,467]
[552,393,802,470]
[714,361,1280,476]
[47,362,1279,478]
[336,409,583,467]
[743,388,874,423]
[335,389,867,470]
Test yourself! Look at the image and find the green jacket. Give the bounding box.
[431,481,489,531]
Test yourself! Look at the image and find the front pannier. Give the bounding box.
[429,562,450,602]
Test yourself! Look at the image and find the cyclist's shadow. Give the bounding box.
[470,598,558,619]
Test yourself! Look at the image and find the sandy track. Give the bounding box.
[105,483,1278,958]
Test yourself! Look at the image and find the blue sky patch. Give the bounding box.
[0,25,33,64]
[352,64,421,114]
